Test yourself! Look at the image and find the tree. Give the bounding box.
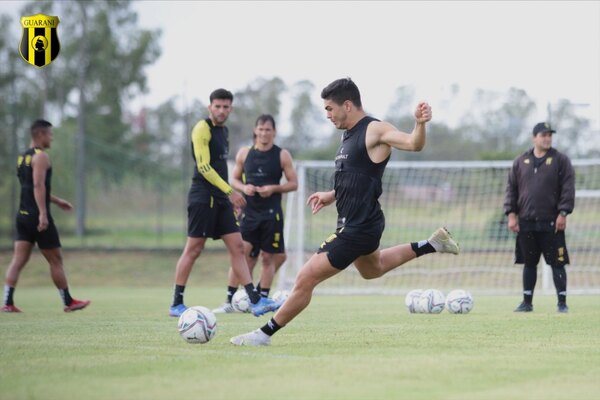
[227,77,286,153]
[16,0,162,235]
[547,99,591,157]
[459,87,536,159]
[285,80,325,157]
[385,85,415,121]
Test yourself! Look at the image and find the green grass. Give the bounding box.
[1,250,600,400]
[1,290,600,399]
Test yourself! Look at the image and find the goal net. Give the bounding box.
[278,160,600,295]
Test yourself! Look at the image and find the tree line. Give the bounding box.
[1,0,596,238]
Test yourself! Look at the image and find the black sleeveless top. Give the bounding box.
[17,147,52,217]
[243,144,283,218]
[334,116,389,233]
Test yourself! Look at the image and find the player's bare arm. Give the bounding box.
[31,151,50,231]
[367,102,431,162]
[256,149,298,198]
[307,190,335,215]
[50,195,73,211]
[231,146,256,196]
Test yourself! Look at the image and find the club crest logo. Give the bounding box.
[19,14,60,68]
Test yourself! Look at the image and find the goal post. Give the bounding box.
[277,159,600,295]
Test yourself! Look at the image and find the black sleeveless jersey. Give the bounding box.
[243,145,283,217]
[16,147,52,217]
[189,118,230,203]
[334,116,389,233]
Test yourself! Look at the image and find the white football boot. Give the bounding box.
[428,227,460,255]
[230,329,272,346]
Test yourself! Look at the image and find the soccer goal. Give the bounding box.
[278,160,600,295]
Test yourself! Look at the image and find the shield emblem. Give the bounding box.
[19,14,60,68]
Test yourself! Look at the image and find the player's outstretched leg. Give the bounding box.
[428,227,460,255]
[230,329,272,346]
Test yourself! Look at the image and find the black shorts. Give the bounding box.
[515,230,570,267]
[15,214,61,249]
[317,222,384,270]
[240,215,285,255]
[187,200,239,239]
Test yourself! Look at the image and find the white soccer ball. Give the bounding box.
[177,306,217,344]
[231,289,251,313]
[404,289,423,313]
[445,289,474,314]
[418,289,446,314]
[272,289,290,304]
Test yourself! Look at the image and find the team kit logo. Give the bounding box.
[19,14,60,68]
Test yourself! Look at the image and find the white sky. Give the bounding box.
[4,0,600,131]
[130,0,600,131]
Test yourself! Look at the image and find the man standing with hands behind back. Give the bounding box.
[504,122,575,313]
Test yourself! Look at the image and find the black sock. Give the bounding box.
[260,287,270,298]
[260,317,283,336]
[244,283,260,304]
[256,282,261,294]
[552,265,567,304]
[226,286,237,303]
[523,264,537,304]
[4,285,15,306]
[411,241,436,257]
[172,284,185,306]
[59,287,73,306]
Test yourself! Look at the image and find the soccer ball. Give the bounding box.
[445,289,474,314]
[272,289,290,303]
[418,289,445,314]
[404,289,423,313]
[231,289,251,313]
[177,306,217,344]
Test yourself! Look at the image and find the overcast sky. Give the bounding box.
[4,1,600,131]
[130,0,600,130]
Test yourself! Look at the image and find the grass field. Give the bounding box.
[1,251,600,400]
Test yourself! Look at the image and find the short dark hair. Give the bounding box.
[30,119,52,136]
[255,114,276,130]
[321,78,362,108]
[209,88,234,103]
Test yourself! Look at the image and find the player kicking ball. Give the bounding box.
[230,78,459,346]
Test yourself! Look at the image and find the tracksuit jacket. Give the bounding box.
[504,147,575,222]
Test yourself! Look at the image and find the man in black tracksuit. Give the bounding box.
[504,122,575,313]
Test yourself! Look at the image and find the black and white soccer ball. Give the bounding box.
[404,289,424,313]
[177,306,217,344]
[418,289,446,314]
[445,289,474,314]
